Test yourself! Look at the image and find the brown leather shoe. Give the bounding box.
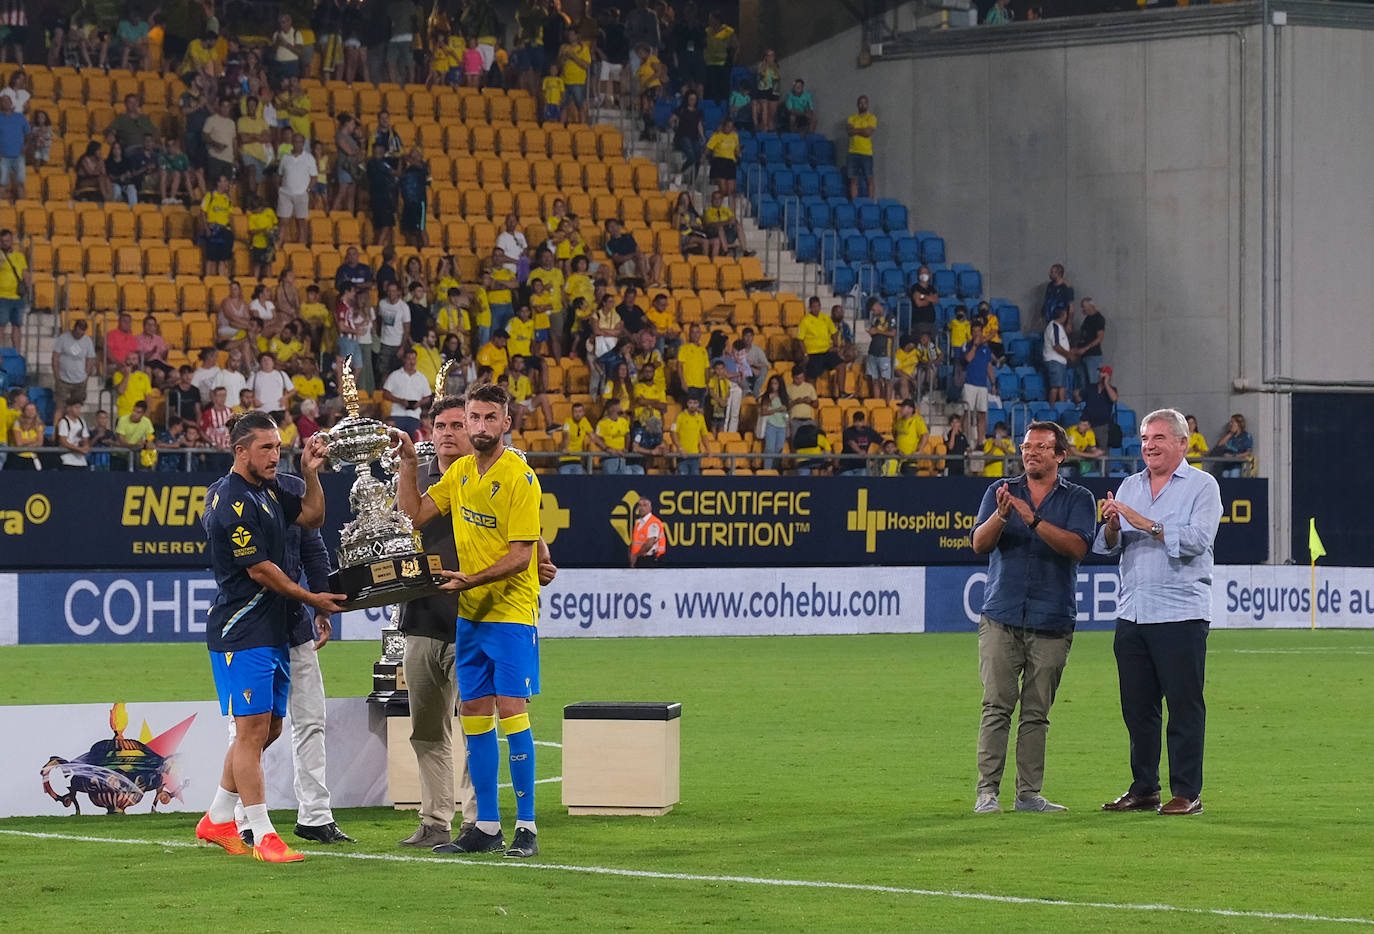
[1101,791,1161,812]
[1159,796,1203,816]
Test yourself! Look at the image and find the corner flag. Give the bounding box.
[1309,518,1326,562]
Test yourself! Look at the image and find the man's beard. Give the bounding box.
[469,433,500,453]
[248,461,277,483]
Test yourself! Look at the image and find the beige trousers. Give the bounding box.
[403,633,476,829]
[976,615,1074,799]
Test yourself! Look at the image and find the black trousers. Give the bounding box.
[1113,618,1208,800]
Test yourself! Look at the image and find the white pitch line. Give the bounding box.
[496,738,563,748]
[497,775,562,790]
[0,829,1370,927]
[1231,648,1374,655]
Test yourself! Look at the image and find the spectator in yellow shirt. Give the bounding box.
[476,330,510,379]
[595,399,640,474]
[703,189,752,257]
[556,401,602,474]
[705,116,740,207]
[299,284,334,353]
[541,63,565,123]
[635,43,667,141]
[893,399,928,458]
[846,95,877,198]
[246,193,279,280]
[632,362,669,426]
[1067,416,1104,475]
[670,396,711,475]
[291,357,325,403]
[506,354,554,433]
[112,352,152,417]
[676,322,710,406]
[412,329,443,387]
[1185,414,1210,465]
[558,36,592,124]
[982,421,1017,477]
[797,297,843,399]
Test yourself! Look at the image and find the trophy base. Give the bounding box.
[329,552,445,611]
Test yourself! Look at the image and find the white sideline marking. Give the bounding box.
[1,829,1370,926]
[497,775,562,790]
[1231,648,1373,655]
[497,738,563,749]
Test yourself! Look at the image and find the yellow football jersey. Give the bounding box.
[427,449,543,626]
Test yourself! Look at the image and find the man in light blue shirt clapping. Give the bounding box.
[1094,408,1221,817]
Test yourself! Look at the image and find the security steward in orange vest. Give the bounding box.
[629,497,666,568]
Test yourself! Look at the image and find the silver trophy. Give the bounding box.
[324,356,443,611]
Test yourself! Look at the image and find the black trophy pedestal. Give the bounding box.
[328,552,445,611]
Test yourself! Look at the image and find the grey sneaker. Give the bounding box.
[1015,794,1068,812]
[973,793,1002,814]
[398,823,451,848]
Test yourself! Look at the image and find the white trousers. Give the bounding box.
[289,641,334,827]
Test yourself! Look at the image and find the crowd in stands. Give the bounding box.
[0,2,1254,479]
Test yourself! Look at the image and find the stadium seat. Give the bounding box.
[953,264,983,299]
[915,231,945,264]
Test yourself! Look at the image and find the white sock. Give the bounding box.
[234,801,247,832]
[475,820,501,835]
[515,820,537,834]
[245,803,276,842]
[208,785,239,824]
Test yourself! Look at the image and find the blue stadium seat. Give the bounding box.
[758,133,783,165]
[879,199,908,233]
[756,196,781,230]
[768,166,794,196]
[843,232,869,263]
[1006,337,1032,367]
[807,134,835,166]
[1031,405,1056,423]
[738,133,759,164]
[1053,401,1076,419]
[867,232,894,262]
[1011,407,1032,438]
[878,263,905,298]
[818,166,845,198]
[28,385,53,422]
[932,267,956,298]
[804,200,832,230]
[1021,372,1046,402]
[915,231,945,265]
[795,229,819,263]
[854,198,882,231]
[831,200,857,230]
[832,263,857,294]
[782,134,809,166]
[988,405,1006,430]
[0,347,26,386]
[731,65,753,89]
[953,264,983,299]
[894,236,920,266]
[997,371,1021,402]
[1116,407,1138,436]
[935,299,960,327]
[794,168,820,197]
[857,266,880,295]
[993,301,1021,334]
[653,98,675,129]
[702,101,723,132]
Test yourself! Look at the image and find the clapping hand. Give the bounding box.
[996,485,1034,524]
[1101,490,1150,532]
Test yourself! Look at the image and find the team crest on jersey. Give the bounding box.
[489,481,501,498]
[242,689,253,704]
[232,501,244,516]
[230,526,252,547]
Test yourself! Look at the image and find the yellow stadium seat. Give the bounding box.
[633,162,659,192]
[513,190,541,219]
[75,209,107,241]
[505,158,532,190]
[592,193,618,221]
[308,216,334,246]
[150,282,178,314]
[383,88,409,117]
[329,86,356,117]
[28,240,53,273]
[436,89,462,121]
[436,188,461,218]
[90,276,119,313]
[547,127,572,156]
[692,264,720,291]
[584,161,611,191]
[494,125,521,155]
[30,70,55,100]
[470,124,495,153]
[144,245,172,276]
[471,222,498,253]
[488,95,514,124]
[459,188,487,218]
[595,127,624,159]
[19,205,46,239]
[619,195,646,225]
[755,298,781,328]
[173,245,202,277]
[112,74,139,104]
[50,208,78,239]
[135,211,163,241]
[607,162,633,192]
[63,277,88,316]
[120,279,149,312]
[678,295,703,323]
[512,95,536,124]
[782,299,806,328]
[165,210,197,241]
[333,214,362,246]
[460,95,487,123]
[645,193,673,224]
[56,72,83,101]
[719,262,744,292]
[107,205,135,238]
[85,73,114,105]
[33,274,57,311]
[186,315,215,346]
[566,191,592,219]
[476,157,503,188]
[572,129,598,158]
[355,87,382,116]
[488,190,514,219]
[526,159,553,190]
[53,241,83,275]
[43,173,72,201]
[521,127,547,157]
[416,121,445,150]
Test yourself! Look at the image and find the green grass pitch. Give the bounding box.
[1,629,1372,932]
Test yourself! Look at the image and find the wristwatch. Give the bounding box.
[1149,521,1163,537]
[1028,516,1042,531]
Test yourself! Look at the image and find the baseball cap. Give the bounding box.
[1099,366,1113,375]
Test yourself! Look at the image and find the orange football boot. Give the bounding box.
[195,813,250,855]
[253,831,306,863]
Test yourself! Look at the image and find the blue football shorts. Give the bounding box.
[210,645,290,718]
[456,619,541,700]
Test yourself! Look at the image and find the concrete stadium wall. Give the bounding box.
[780,11,1374,562]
